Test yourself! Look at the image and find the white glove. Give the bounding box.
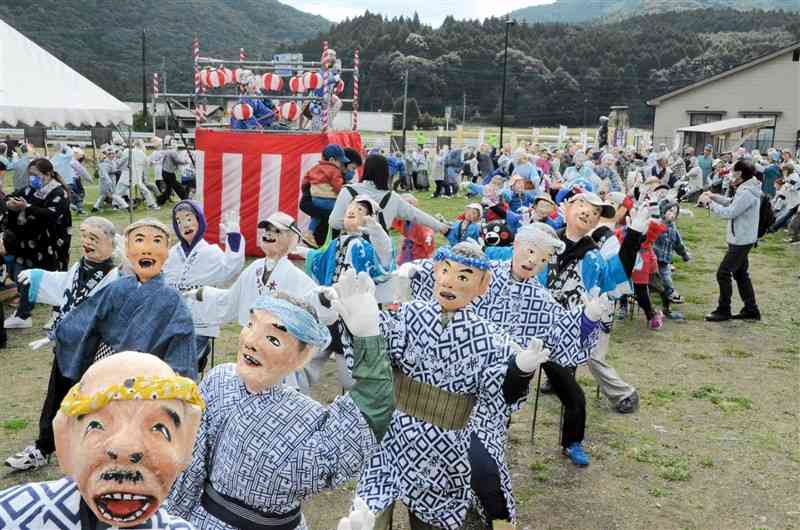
[293,246,312,259]
[514,337,550,373]
[318,286,338,306]
[337,498,375,530]
[330,269,380,337]
[29,337,52,350]
[396,262,421,280]
[17,269,32,286]
[182,288,200,301]
[220,210,240,238]
[629,205,654,233]
[581,287,613,322]
[361,215,382,235]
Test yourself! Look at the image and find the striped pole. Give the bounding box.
[352,49,359,131]
[152,73,159,114]
[192,36,206,122]
[240,48,246,62]
[321,41,329,132]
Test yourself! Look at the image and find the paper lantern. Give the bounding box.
[303,72,323,91]
[288,75,305,93]
[232,103,253,121]
[206,69,226,88]
[334,79,345,94]
[234,68,250,84]
[219,67,234,85]
[198,68,212,88]
[261,73,284,92]
[280,101,300,122]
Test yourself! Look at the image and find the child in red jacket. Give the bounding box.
[301,144,349,238]
[394,194,435,265]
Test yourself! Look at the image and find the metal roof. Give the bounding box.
[676,117,773,135]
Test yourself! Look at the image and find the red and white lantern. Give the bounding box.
[334,79,345,94]
[288,75,305,93]
[232,102,254,121]
[261,73,284,92]
[206,69,226,88]
[303,71,323,91]
[199,67,212,88]
[219,67,234,85]
[280,101,300,122]
[234,68,250,84]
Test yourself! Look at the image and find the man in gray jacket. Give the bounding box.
[699,159,762,322]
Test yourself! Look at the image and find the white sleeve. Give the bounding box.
[364,226,393,269]
[33,270,71,306]
[200,275,243,325]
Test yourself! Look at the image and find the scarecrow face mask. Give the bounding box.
[80,223,114,264]
[236,309,309,393]
[127,226,169,282]
[533,200,555,220]
[53,353,201,528]
[174,210,199,244]
[511,239,552,280]
[432,259,490,312]
[564,198,601,238]
[258,226,298,260]
[343,202,370,233]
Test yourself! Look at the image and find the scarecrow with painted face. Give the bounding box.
[187,211,337,391]
[357,242,549,530]
[5,217,123,472]
[0,351,204,528]
[166,271,393,530]
[164,201,245,371]
[53,218,197,382]
[399,224,606,525]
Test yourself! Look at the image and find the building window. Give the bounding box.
[739,113,779,151]
[689,112,723,126]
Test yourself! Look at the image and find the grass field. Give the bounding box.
[0,180,798,530]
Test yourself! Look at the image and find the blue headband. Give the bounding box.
[433,246,491,271]
[251,296,331,350]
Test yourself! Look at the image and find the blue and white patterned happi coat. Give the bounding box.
[357,300,512,530]
[165,364,376,530]
[408,259,590,522]
[0,477,194,529]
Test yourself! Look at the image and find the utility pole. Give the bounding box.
[462,92,466,124]
[162,57,167,94]
[401,69,409,153]
[141,29,148,121]
[499,18,515,147]
[583,97,588,128]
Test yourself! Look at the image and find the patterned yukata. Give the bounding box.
[165,363,377,530]
[408,258,590,521]
[0,477,194,529]
[357,300,513,530]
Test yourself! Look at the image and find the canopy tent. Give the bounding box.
[0,18,132,127]
[677,117,774,154]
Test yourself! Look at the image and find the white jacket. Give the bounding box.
[31,262,119,308]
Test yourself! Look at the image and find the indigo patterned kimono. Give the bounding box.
[53,273,197,380]
[0,478,194,529]
[165,364,377,530]
[357,300,513,530]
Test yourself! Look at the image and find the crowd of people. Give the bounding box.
[0,131,796,530]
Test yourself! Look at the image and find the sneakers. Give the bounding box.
[90,207,100,213]
[731,308,761,321]
[616,391,640,414]
[147,204,161,211]
[5,315,32,328]
[665,311,685,321]
[648,312,664,330]
[705,310,731,322]
[564,442,590,467]
[5,445,50,471]
[616,306,628,321]
[42,312,57,331]
[670,293,684,304]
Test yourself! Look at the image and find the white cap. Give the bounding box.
[516,222,565,254]
[466,203,483,217]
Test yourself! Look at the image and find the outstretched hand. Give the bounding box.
[330,269,380,337]
[220,210,240,238]
[581,287,613,322]
[513,337,550,374]
[629,204,655,233]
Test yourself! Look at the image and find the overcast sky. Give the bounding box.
[281,0,555,26]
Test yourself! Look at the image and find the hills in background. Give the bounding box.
[510,0,800,24]
[291,8,800,127]
[0,0,330,102]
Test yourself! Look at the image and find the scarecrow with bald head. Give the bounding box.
[0,352,204,528]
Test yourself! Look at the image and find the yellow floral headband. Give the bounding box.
[59,375,205,417]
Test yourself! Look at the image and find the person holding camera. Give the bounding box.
[698,159,762,322]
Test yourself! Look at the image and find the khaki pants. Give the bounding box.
[588,332,636,407]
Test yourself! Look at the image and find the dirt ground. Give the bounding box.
[0,185,797,530]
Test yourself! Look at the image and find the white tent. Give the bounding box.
[0,18,132,127]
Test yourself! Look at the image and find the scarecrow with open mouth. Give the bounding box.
[357,241,549,530]
[166,270,393,530]
[53,218,197,382]
[0,351,204,529]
